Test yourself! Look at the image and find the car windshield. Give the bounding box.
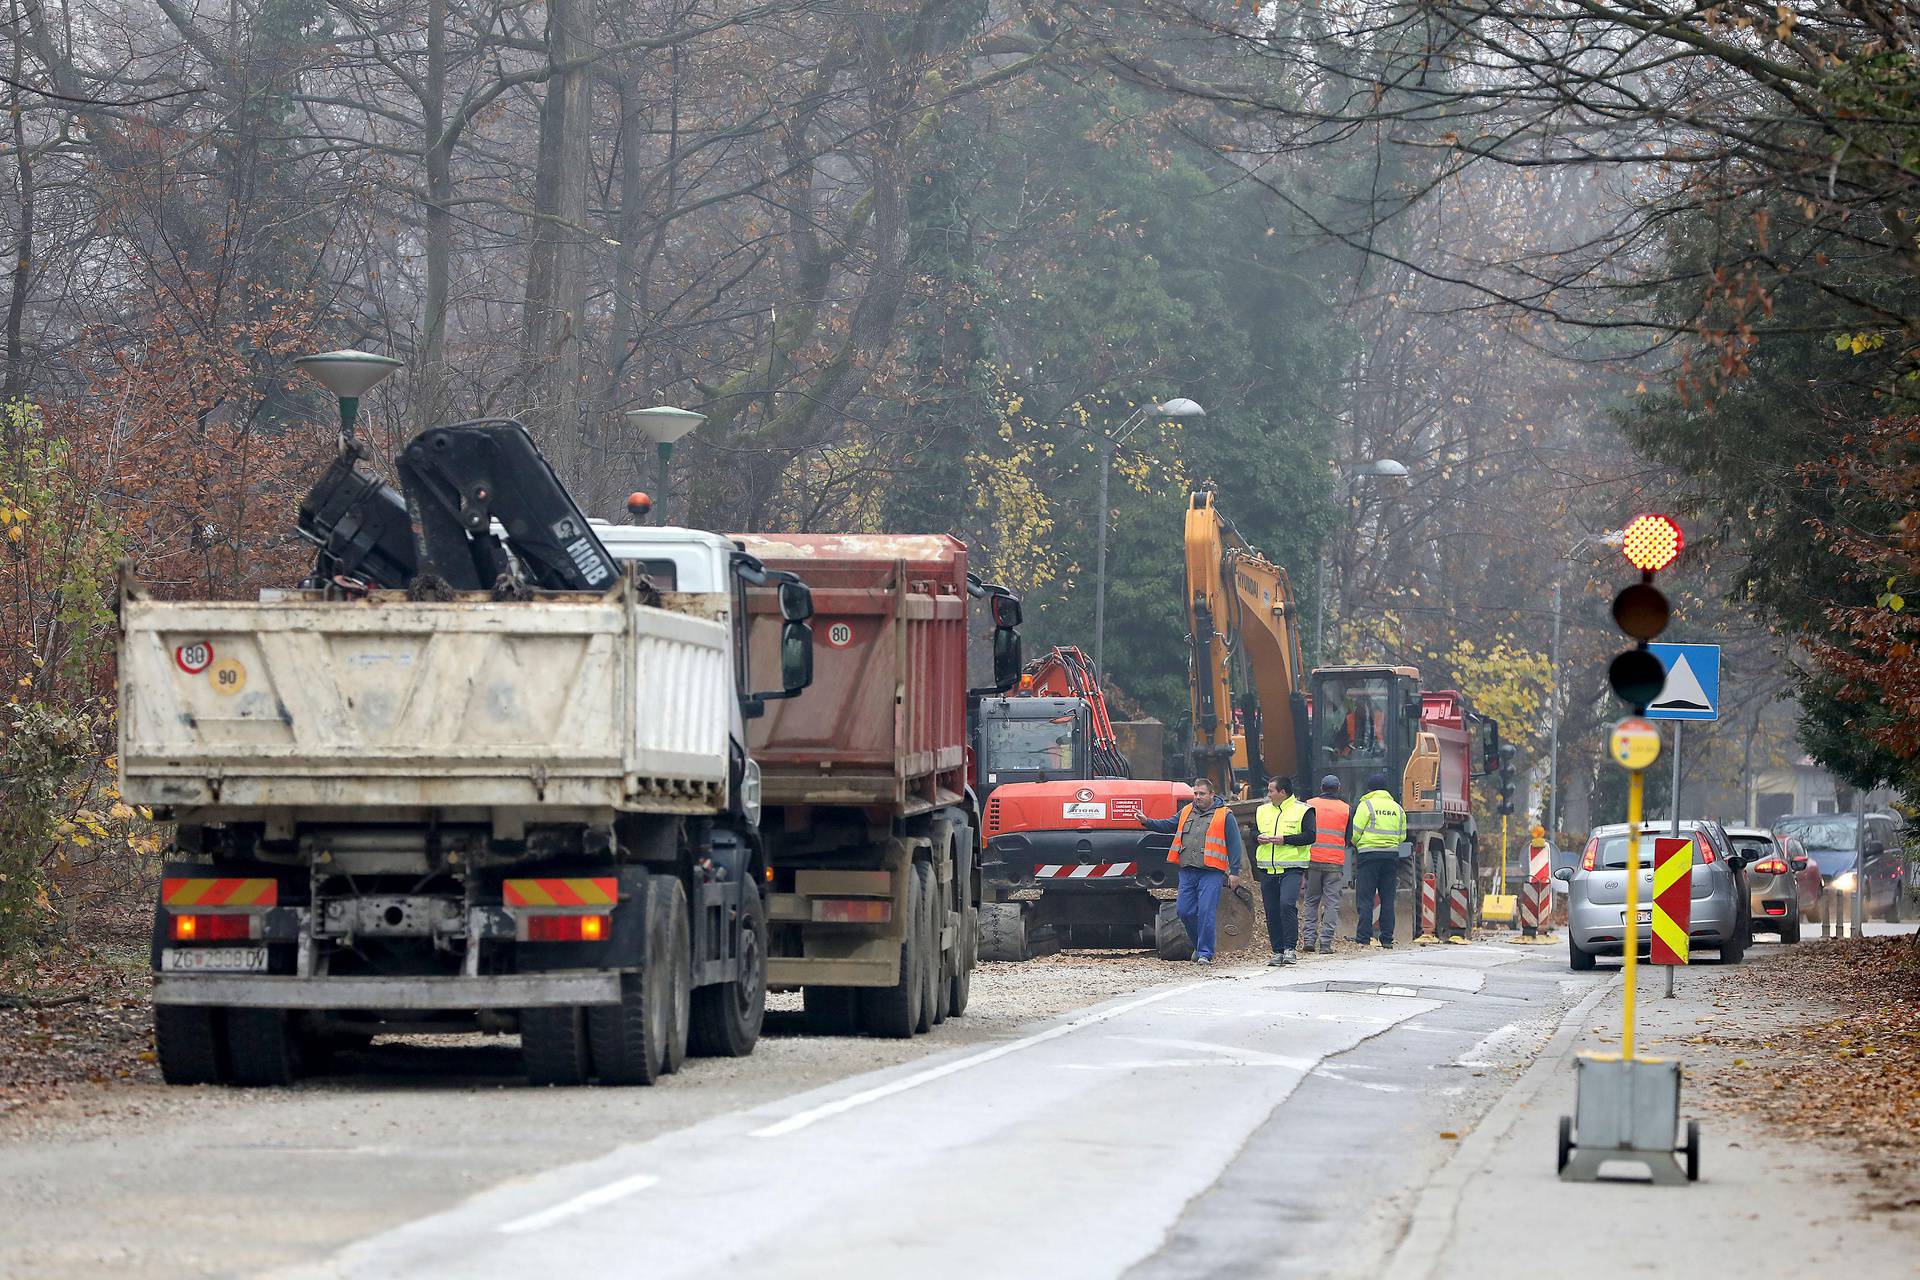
[1776,817,1857,852]
[984,716,1077,774]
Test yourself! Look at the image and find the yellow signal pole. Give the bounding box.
[1622,768,1643,1061]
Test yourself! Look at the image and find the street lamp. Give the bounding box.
[1091,396,1206,675]
[625,405,706,525]
[1546,527,1627,840]
[1313,457,1408,666]
[295,349,403,450]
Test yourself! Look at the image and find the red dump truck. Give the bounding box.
[737,534,1020,1036]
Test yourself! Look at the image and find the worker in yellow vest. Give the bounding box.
[1254,776,1314,966]
[1301,774,1351,953]
[1351,771,1409,948]
[1138,776,1244,965]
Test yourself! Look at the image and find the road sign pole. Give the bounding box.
[1623,767,1643,1062]
[1670,722,1683,838]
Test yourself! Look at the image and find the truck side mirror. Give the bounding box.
[780,620,813,694]
[778,579,813,622]
[991,592,1022,629]
[992,626,1022,692]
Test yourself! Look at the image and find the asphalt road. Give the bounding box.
[285,943,1594,1280]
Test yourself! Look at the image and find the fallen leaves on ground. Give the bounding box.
[1692,938,1920,1160]
[0,946,159,1115]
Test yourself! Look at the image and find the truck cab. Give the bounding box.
[1309,665,1423,805]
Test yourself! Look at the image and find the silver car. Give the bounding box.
[1556,821,1751,970]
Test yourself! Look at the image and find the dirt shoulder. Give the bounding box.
[1677,936,1920,1201]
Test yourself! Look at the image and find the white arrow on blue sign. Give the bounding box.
[1645,642,1720,722]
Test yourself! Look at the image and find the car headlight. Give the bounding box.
[1832,871,1858,893]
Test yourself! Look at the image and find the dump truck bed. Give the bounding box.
[117,580,733,814]
[737,533,969,816]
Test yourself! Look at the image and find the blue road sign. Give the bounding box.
[1645,643,1720,722]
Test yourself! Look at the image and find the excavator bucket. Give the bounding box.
[1214,881,1259,954]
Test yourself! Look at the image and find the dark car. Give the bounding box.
[1775,813,1906,923]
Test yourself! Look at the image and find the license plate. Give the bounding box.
[1624,909,1652,925]
[161,947,268,973]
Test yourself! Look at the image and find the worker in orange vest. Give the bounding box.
[1138,776,1244,965]
[1300,774,1352,953]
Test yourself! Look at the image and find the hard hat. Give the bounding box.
[1319,774,1341,793]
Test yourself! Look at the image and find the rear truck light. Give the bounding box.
[525,914,610,942]
[170,912,255,942]
[811,898,892,924]
[1752,858,1788,876]
[1764,903,1787,916]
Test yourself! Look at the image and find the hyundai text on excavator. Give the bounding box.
[973,648,1195,960]
[1183,492,1502,942]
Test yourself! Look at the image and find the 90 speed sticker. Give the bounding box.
[175,641,215,674]
[208,658,247,696]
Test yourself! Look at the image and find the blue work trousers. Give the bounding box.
[1176,866,1226,960]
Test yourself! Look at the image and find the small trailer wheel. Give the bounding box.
[1557,1115,1574,1174]
[1684,1119,1701,1182]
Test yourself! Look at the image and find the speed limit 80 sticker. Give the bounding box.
[824,622,855,649]
[175,641,215,674]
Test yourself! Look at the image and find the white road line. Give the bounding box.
[749,979,1202,1139]
[495,1173,659,1235]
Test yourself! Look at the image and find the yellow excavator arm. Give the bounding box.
[1183,493,1309,798]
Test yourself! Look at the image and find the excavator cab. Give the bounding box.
[1308,666,1422,803]
[975,697,1091,796]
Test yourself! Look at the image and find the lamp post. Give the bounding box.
[1313,457,1407,666]
[1091,396,1205,676]
[295,349,403,451]
[624,405,707,525]
[1545,527,1626,840]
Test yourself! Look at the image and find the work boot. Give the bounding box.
[1268,953,1287,967]
[1381,941,1394,950]
[1282,949,1298,965]
[1195,955,1213,966]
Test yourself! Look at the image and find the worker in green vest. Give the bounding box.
[1253,776,1314,966]
[1351,771,1409,948]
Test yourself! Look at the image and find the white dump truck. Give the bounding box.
[125,420,814,1086]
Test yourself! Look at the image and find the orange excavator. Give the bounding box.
[1183,491,1503,942]
[974,648,1193,959]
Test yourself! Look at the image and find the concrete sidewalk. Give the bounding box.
[1389,947,1920,1279]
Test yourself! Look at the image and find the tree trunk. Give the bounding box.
[520,0,594,468]
[417,0,451,430]
[2,0,34,417]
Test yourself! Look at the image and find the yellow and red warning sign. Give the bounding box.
[162,877,278,908]
[502,877,617,908]
[1650,836,1693,965]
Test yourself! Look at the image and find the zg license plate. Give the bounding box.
[161,947,268,973]
[1625,909,1652,925]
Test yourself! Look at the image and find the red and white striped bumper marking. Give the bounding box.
[1034,862,1138,880]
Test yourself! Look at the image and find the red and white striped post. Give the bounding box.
[1523,827,1554,941]
[1415,857,1439,944]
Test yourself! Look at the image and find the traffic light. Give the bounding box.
[1607,513,1680,711]
[1497,742,1517,815]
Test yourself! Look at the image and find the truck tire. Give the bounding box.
[689,888,767,1058]
[521,1007,593,1086]
[948,823,976,1016]
[919,862,947,1029]
[802,985,861,1035]
[914,862,939,1033]
[225,1009,302,1087]
[1155,901,1195,962]
[858,864,924,1038]
[588,876,688,1085]
[154,1005,226,1085]
[949,906,975,1016]
[977,902,1028,962]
